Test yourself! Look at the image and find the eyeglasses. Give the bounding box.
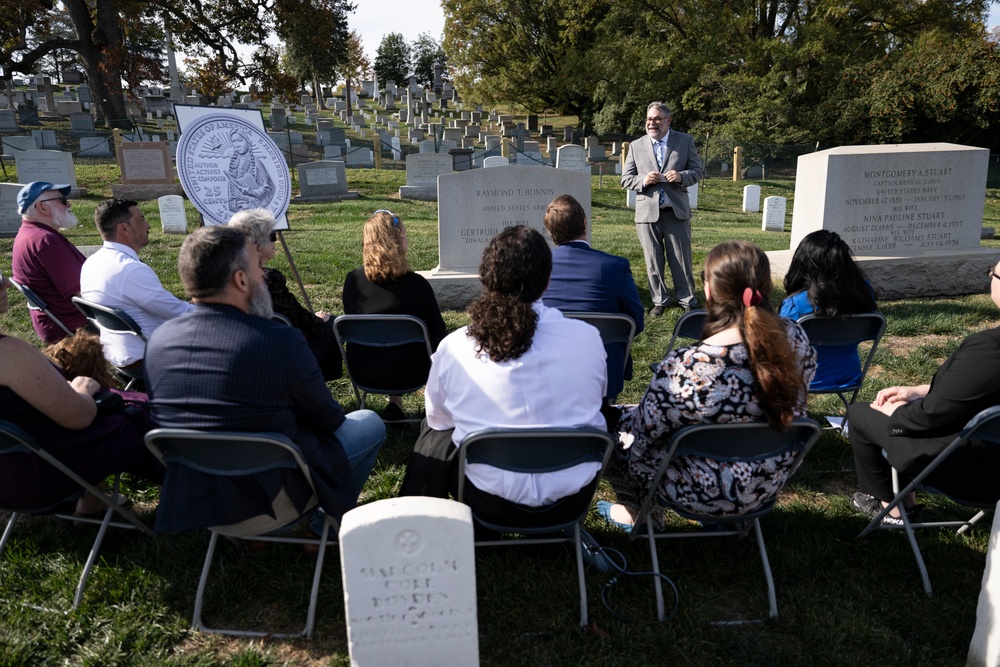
[37,195,68,207]
[375,209,400,227]
[989,266,1000,282]
[646,116,668,123]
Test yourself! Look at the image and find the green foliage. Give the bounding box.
[276,0,352,98]
[373,32,410,85]
[410,32,445,89]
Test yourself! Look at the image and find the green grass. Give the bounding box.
[1,147,999,665]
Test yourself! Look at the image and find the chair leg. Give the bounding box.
[191,531,220,632]
[72,501,117,610]
[572,523,588,627]
[957,510,989,535]
[900,509,933,596]
[0,512,20,557]
[646,522,666,622]
[358,391,368,411]
[752,518,778,619]
[304,518,333,639]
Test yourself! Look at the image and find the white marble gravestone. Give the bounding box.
[742,185,761,213]
[15,150,77,190]
[556,144,589,173]
[483,156,509,168]
[762,196,786,232]
[0,183,23,237]
[340,497,479,667]
[157,194,188,234]
[294,160,358,201]
[345,148,375,168]
[967,502,1000,667]
[400,153,452,201]
[2,136,39,153]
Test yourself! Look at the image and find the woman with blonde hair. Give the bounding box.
[343,210,446,421]
[599,240,817,529]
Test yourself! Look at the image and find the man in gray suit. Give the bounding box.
[621,101,704,316]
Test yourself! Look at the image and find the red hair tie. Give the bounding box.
[742,287,763,308]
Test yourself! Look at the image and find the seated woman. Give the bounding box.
[780,230,877,390]
[0,270,163,515]
[848,257,1000,525]
[342,210,447,421]
[399,225,608,513]
[227,209,343,381]
[599,240,816,529]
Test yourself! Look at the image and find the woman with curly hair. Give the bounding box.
[400,225,608,513]
[342,210,447,420]
[599,240,816,530]
[780,229,877,390]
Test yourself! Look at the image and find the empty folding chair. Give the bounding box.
[72,296,147,390]
[858,405,1000,596]
[144,428,337,638]
[0,419,153,612]
[562,312,637,401]
[456,426,615,627]
[627,419,821,622]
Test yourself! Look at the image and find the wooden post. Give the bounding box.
[620,142,629,171]
[733,146,743,182]
[373,143,382,170]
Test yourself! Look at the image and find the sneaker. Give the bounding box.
[852,492,903,526]
[649,305,665,318]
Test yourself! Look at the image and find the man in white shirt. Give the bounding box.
[80,198,194,367]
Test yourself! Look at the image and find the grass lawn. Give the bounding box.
[0,161,999,666]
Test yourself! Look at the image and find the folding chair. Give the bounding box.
[144,428,336,638]
[0,419,153,612]
[456,427,615,627]
[563,312,637,395]
[71,296,147,391]
[9,277,75,338]
[664,308,706,355]
[796,312,886,432]
[628,419,822,622]
[858,405,1000,596]
[271,313,293,327]
[332,314,433,422]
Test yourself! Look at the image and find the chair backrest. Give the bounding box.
[332,314,433,354]
[72,296,147,341]
[665,308,707,355]
[457,427,615,533]
[562,312,637,364]
[9,277,74,337]
[916,405,1000,505]
[796,312,886,392]
[271,313,294,327]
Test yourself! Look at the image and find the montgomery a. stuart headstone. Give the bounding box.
[15,150,80,193]
[294,160,359,201]
[425,166,591,308]
[771,142,998,298]
[340,497,479,667]
[762,196,786,232]
[399,153,452,201]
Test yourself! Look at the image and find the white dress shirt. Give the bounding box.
[80,241,194,366]
[426,302,608,506]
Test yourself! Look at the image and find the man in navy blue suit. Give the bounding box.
[541,194,645,402]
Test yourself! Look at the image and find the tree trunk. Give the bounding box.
[64,0,131,128]
[345,77,353,122]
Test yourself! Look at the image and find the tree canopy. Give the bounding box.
[374,32,410,85]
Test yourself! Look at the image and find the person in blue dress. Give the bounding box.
[780,230,877,390]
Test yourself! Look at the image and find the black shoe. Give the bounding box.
[382,402,407,422]
[679,302,698,312]
[649,305,665,318]
[852,492,903,526]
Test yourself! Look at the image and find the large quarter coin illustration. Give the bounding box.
[177,113,291,225]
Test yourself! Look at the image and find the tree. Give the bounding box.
[410,32,444,89]
[182,54,235,102]
[374,32,410,85]
[342,30,371,116]
[246,44,300,105]
[277,0,353,109]
[1,0,277,127]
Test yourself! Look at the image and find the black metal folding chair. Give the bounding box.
[9,277,75,338]
[664,308,706,355]
[144,428,337,638]
[562,312,637,397]
[457,427,615,627]
[858,406,1000,596]
[628,419,821,622]
[71,296,147,390]
[0,419,153,612]
[332,314,433,422]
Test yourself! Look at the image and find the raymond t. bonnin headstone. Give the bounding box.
[340,497,479,667]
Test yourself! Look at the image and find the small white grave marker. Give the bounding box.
[742,184,761,213]
[158,195,187,234]
[761,195,786,232]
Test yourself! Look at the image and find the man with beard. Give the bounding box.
[81,199,193,368]
[11,182,89,342]
[144,226,385,533]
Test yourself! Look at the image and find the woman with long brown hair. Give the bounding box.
[599,240,817,529]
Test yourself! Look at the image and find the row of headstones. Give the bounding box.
[742,185,788,232]
[0,133,166,158]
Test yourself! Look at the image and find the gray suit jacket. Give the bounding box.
[621,130,704,222]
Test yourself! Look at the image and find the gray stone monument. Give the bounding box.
[0,183,23,237]
[15,150,78,191]
[114,142,184,200]
[294,160,359,201]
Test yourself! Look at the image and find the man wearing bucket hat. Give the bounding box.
[11,182,88,342]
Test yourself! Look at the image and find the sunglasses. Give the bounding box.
[375,209,400,227]
[37,195,68,207]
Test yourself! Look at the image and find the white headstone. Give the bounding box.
[436,166,592,273]
[14,150,77,188]
[323,145,343,159]
[345,148,375,168]
[762,195,787,232]
[0,183,22,237]
[400,153,452,201]
[158,194,187,234]
[742,185,761,213]
[556,144,589,173]
[340,497,479,667]
[790,143,989,255]
[296,160,356,200]
[483,156,509,168]
[967,502,1000,667]
[2,135,39,153]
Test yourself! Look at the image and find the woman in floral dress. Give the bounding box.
[599,240,817,529]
